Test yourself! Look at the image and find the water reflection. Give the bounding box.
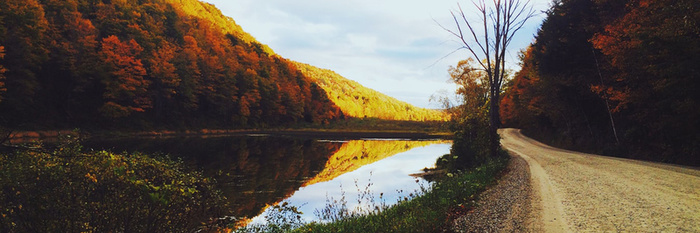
[84,136,338,219]
[252,142,451,224]
[304,140,447,186]
[83,135,450,225]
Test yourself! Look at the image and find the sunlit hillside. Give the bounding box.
[0,0,344,128]
[166,0,274,55]
[172,0,447,122]
[304,140,448,186]
[295,62,449,121]
[0,0,445,130]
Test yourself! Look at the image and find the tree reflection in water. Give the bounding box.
[84,135,446,225]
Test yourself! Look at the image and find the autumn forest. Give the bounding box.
[0,0,447,132]
[0,0,698,231]
[0,0,695,163]
[500,0,699,166]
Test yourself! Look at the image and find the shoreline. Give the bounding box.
[4,128,453,144]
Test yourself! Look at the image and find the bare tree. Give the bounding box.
[440,0,536,157]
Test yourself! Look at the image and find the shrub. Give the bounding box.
[0,139,232,232]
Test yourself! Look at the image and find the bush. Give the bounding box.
[0,139,232,232]
[444,106,494,172]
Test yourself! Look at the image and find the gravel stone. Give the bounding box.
[451,153,533,232]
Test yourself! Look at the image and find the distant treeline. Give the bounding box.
[0,0,343,130]
[500,0,699,166]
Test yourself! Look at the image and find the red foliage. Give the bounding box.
[0,46,6,103]
[99,35,151,117]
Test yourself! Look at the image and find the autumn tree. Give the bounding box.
[39,0,102,123]
[448,58,492,168]
[499,46,541,128]
[0,46,6,103]
[441,0,536,157]
[590,0,699,164]
[0,0,49,120]
[500,0,699,166]
[147,41,180,117]
[99,35,151,118]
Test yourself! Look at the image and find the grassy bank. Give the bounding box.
[239,156,509,233]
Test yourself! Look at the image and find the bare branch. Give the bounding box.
[438,0,536,158]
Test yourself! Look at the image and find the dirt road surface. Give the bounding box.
[500,128,700,232]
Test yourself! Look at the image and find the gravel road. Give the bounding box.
[500,128,700,232]
[451,151,533,232]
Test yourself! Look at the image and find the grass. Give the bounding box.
[237,156,509,233]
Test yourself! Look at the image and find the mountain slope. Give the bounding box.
[0,0,339,128]
[166,0,274,55]
[169,0,447,122]
[0,0,444,130]
[295,62,448,121]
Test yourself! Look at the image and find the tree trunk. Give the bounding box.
[489,91,501,157]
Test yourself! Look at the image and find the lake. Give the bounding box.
[83,134,452,225]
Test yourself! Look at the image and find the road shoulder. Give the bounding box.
[451,153,533,232]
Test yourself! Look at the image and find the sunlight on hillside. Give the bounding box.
[294,62,449,122]
[304,140,448,186]
[167,0,275,54]
[170,0,448,123]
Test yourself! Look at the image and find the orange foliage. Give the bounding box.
[0,46,6,103]
[99,35,151,117]
[0,0,416,128]
[502,0,700,165]
[149,42,180,98]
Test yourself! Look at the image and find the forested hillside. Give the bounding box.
[295,62,448,121]
[500,0,699,166]
[0,0,443,131]
[0,0,345,129]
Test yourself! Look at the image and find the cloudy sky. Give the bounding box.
[200,0,552,108]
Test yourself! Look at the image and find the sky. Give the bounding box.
[200,0,552,108]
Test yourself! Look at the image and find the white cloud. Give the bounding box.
[201,0,551,108]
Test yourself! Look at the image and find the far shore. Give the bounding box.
[3,128,453,144]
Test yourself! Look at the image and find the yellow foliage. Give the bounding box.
[165,0,447,122]
[294,62,449,122]
[165,0,274,54]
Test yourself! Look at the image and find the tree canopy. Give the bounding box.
[500,0,700,166]
[0,0,344,129]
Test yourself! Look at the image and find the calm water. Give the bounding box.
[83,134,451,224]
